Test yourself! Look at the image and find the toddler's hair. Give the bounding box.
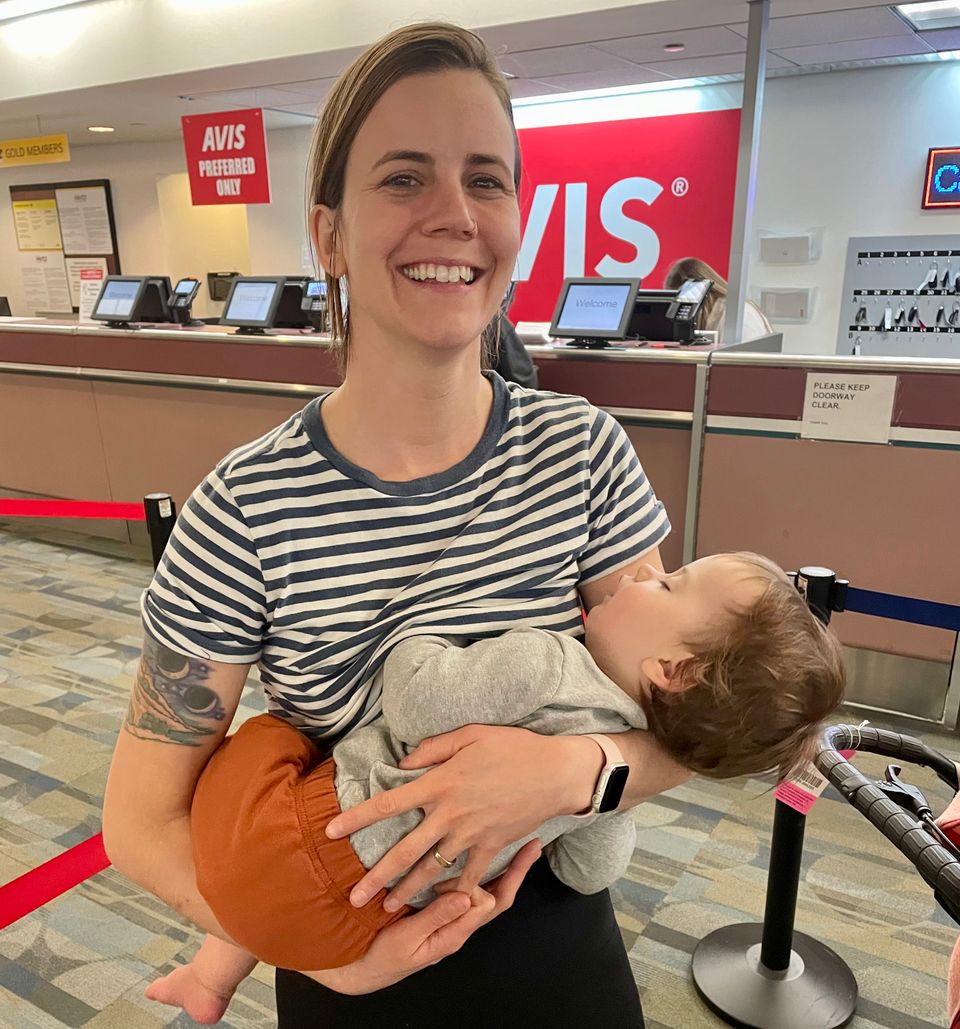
[643,553,845,780]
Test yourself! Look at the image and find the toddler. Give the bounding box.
[146,552,845,1023]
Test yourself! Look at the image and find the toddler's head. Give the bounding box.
[583,552,845,779]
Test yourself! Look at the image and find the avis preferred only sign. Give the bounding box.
[181,109,271,205]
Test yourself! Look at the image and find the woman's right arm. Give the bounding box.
[102,633,253,941]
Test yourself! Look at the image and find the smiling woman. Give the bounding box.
[306,26,522,374]
[104,21,680,1029]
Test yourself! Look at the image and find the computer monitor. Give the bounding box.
[272,281,312,330]
[627,288,681,342]
[548,278,641,344]
[91,276,172,328]
[220,277,285,333]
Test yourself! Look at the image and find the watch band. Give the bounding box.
[584,733,626,767]
[573,733,630,819]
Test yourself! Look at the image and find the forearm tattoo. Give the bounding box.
[123,635,226,746]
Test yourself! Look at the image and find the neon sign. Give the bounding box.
[923,147,960,209]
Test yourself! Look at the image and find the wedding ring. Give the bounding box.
[433,847,455,869]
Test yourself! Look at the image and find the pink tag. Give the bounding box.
[775,749,856,814]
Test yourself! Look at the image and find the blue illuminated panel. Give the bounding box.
[923,147,960,209]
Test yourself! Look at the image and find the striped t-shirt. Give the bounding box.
[141,372,670,742]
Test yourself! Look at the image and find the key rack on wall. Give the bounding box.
[837,234,960,359]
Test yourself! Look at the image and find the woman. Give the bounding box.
[664,256,773,343]
[103,23,688,1027]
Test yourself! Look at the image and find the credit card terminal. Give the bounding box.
[670,278,713,342]
[171,278,200,308]
[301,279,328,331]
[169,277,202,326]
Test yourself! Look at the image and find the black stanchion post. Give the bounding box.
[143,493,177,572]
[758,800,805,971]
[690,566,858,1029]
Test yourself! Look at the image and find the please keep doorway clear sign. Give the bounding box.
[800,373,898,444]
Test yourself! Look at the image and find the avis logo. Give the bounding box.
[514,177,665,281]
[201,124,247,151]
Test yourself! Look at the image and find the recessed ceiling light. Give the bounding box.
[87,125,115,133]
[896,2,960,31]
[0,0,88,22]
[663,42,685,53]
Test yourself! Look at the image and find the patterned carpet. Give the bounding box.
[0,517,957,1028]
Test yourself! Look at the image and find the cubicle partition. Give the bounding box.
[0,323,334,540]
[697,353,960,725]
[530,346,707,573]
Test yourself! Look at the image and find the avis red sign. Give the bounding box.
[181,108,271,205]
[509,109,740,322]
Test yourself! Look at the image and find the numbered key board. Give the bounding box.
[837,234,960,358]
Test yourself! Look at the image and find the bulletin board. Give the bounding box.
[8,178,121,314]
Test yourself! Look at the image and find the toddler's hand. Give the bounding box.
[144,962,235,1025]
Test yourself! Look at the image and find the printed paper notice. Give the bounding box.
[12,199,63,251]
[18,251,72,314]
[801,373,897,444]
[65,257,109,309]
[54,186,112,255]
[78,267,106,322]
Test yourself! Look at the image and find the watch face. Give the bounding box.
[598,764,630,814]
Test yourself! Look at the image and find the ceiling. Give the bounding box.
[0,0,955,147]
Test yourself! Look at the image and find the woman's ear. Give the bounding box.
[640,655,693,693]
[310,204,345,278]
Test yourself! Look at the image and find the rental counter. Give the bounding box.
[2,322,957,726]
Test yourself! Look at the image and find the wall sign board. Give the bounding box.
[509,109,740,323]
[0,133,70,169]
[181,108,271,205]
[8,179,120,314]
[923,147,960,209]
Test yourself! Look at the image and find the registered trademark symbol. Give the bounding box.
[672,177,689,197]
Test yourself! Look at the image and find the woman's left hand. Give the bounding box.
[324,725,601,909]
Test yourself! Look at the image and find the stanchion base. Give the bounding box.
[691,924,857,1029]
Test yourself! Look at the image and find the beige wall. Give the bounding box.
[155,174,252,321]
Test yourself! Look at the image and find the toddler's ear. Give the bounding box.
[641,656,692,693]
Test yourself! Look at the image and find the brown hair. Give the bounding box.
[664,256,727,333]
[306,22,521,374]
[642,553,845,780]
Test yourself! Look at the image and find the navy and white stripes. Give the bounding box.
[141,373,670,741]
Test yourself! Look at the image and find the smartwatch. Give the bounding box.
[582,733,630,815]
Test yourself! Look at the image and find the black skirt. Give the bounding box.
[275,855,644,1028]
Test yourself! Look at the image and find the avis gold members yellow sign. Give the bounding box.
[0,134,71,168]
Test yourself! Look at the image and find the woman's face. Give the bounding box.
[316,69,521,360]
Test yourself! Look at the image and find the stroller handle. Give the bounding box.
[816,724,960,925]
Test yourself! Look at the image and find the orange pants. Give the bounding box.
[191,713,409,970]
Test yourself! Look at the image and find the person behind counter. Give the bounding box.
[664,256,773,344]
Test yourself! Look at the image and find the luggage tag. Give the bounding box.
[774,721,867,815]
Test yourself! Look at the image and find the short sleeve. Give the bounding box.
[579,408,671,584]
[140,469,267,663]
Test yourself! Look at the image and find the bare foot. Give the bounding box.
[145,963,233,1025]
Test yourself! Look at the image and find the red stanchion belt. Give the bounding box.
[0,499,146,520]
[0,833,110,929]
[0,497,142,924]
